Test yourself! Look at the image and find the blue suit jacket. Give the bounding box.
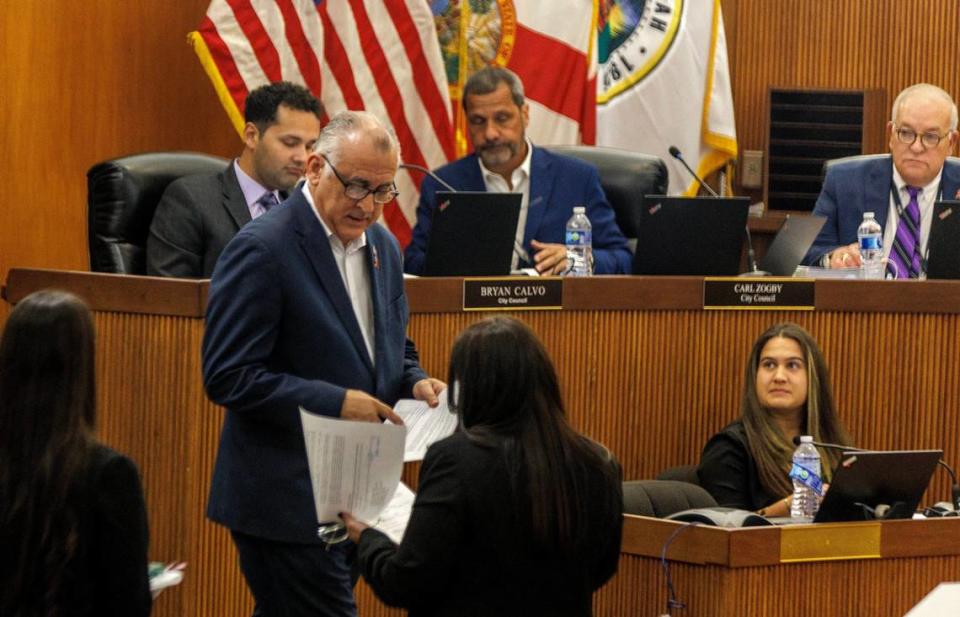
[803,155,960,265]
[202,188,427,543]
[403,147,632,275]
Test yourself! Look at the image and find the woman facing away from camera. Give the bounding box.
[0,290,151,617]
[697,322,853,517]
[341,316,624,617]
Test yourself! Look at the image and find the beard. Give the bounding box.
[477,141,520,168]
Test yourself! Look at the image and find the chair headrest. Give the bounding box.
[623,479,718,518]
[87,151,229,274]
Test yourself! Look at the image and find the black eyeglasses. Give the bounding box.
[893,125,951,148]
[321,154,399,204]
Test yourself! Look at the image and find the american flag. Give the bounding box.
[189,0,455,247]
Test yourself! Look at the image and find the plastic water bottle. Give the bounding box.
[565,206,592,276]
[789,435,823,519]
[857,212,884,280]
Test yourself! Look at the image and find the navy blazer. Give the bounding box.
[403,147,632,275]
[202,188,427,543]
[803,155,960,265]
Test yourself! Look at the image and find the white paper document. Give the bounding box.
[375,483,416,544]
[299,408,406,526]
[392,391,458,461]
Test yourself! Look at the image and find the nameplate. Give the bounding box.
[462,278,563,311]
[703,278,815,310]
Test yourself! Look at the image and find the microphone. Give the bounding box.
[791,437,960,511]
[399,162,531,268]
[668,146,767,276]
[668,146,719,197]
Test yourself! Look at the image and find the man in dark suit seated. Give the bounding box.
[146,81,323,278]
[403,66,632,276]
[202,110,445,617]
[803,83,960,276]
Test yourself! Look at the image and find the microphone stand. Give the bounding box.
[667,146,768,276]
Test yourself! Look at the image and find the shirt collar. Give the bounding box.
[300,183,367,253]
[234,159,279,208]
[477,138,533,186]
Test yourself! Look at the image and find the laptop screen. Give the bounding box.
[633,196,750,276]
[926,201,960,280]
[814,449,942,522]
[758,215,826,276]
[423,191,522,277]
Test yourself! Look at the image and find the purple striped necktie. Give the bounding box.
[887,186,922,279]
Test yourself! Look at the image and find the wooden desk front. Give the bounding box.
[601,515,960,616]
[5,269,960,616]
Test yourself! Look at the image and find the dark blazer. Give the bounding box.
[403,147,633,275]
[146,162,252,278]
[202,188,428,543]
[697,420,780,511]
[356,431,623,617]
[66,444,152,617]
[802,155,960,265]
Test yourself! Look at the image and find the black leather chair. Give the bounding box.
[545,145,668,251]
[656,464,700,485]
[622,480,718,518]
[87,151,229,274]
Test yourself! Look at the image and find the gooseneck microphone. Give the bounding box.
[399,162,532,266]
[668,146,719,197]
[668,146,767,276]
[791,436,960,510]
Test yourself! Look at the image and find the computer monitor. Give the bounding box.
[758,214,826,276]
[926,201,960,280]
[814,449,942,522]
[633,196,750,276]
[423,191,522,277]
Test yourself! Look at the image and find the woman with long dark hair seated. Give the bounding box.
[0,290,151,616]
[341,316,623,616]
[697,322,853,517]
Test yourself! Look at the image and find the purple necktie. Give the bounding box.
[887,186,922,279]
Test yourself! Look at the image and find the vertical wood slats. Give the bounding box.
[596,553,960,616]
[724,0,960,167]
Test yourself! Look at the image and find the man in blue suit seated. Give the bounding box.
[404,66,632,275]
[803,83,960,277]
[202,110,446,617]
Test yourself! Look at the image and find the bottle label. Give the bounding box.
[565,230,591,246]
[859,235,882,251]
[789,461,824,495]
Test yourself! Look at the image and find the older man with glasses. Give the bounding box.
[803,83,960,277]
[202,110,445,617]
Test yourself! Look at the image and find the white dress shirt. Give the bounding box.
[478,140,534,270]
[302,184,375,365]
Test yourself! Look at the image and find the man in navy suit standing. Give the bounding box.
[804,83,960,276]
[404,66,632,275]
[202,110,445,617]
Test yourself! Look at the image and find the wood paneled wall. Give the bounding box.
[0,1,236,283]
[722,0,960,190]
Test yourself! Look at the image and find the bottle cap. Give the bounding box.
[573,206,585,214]
[864,212,874,218]
[799,435,813,443]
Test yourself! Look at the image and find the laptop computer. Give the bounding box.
[633,196,750,275]
[758,214,827,276]
[925,201,960,280]
[813,449,942,522]
[423,191,522,277]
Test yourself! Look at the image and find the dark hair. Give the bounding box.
[447,317,620,553]
[461,66,525,110]
[740,323,852,496]
[244,81,323,133]
[0,290,97,615]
